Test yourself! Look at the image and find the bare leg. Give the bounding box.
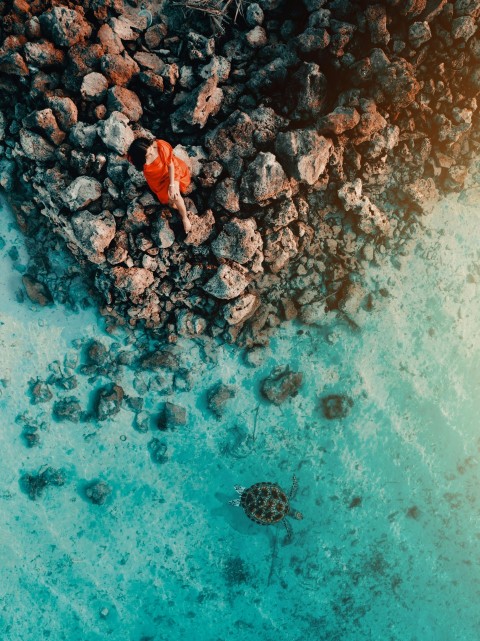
[169,181,191,233]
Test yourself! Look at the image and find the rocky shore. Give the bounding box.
[1,0,480,345]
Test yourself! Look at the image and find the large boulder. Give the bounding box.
[203,264,250,299]
[70,210,116,263]
[24,41,65,67]
[81,72,109,102]
[39,7,92,47]
[100,52,139,86]
[97,111,134,154]
[211,218,262,264]
[63,176,103,211]
[240,152,291,204]
[275,130,333,185]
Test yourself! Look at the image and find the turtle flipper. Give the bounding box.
[282,518,293,545]
[288,475,298,500]
[229,498,241,506]
[234,485,245,495]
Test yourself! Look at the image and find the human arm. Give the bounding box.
[168,161,180,201]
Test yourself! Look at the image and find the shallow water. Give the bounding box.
[1,168,480,641]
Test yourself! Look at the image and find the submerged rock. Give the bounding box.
[207,383,236,418]
[95,383,124,421]
[21,466,65,501]
[53,397,82,422]
[261,366,303,404]
[159,402,187,430]
[321,394,354,419]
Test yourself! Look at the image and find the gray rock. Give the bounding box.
[19,129,55,161]
[223,293,260,325]
[97,111,134,154]
[203,264,250,299]
[263,227,298,273]
[184,209,215,246]
[317,107,360,135]
[64,176,103,211]
[365,4,390,45]
[24,41,65,67]
[408,21,432,48]
[215,178,240,213]
[70,210,116,263]
[246,2,264,25]
[151,217,175,248]
[207,383,236,418]
[22,275,53,306]
[112,267,154,296]
[81,72,108,102]
[240,152,291,204]
[175,310,208,337]
[212,218,262,264]
[275,130,332,185]
[321,394,353,419]
[46,96,78,130]
[261,366,303,405]
[23,108,65,145]
[171,77,223,132]
[338,179,391,236]
[451,15,477,39]
[0,158,15,191]
[69,121,98,149]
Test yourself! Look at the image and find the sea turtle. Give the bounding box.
[229,475,303,542]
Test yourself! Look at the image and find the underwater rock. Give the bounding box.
[30,380,53,404]
[134,411,150,432]
[159,402,187,430]
[85,480,112,505]
[21,466,65,501]
[148,438,168,464]
[207,383,236,418]
[95,383,124,421]
[140,350,180,370]
[261,365,303,404]
[53,397,82,423]
[321,394,354,419]
[22,274,53,306]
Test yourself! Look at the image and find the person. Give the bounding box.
[127,137,192,233]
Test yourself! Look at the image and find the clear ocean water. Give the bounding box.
[1,163,480,641]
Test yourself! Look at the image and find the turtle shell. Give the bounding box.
[240,482,289,525]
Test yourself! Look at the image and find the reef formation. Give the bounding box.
[0,0,479,344]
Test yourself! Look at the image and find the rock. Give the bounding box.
[246,26,268,47]
[140,350,180,370]
[215,178,240,213]
[203,264,250,300]
[184,209,215,246]
[264,199,298,230]
[134,52,165,74]
[107,86,143,122]
[151,217,175,248]
[402,178,439,213]
[338,179,391,236]
[263,227,298,273]
[24,40,65,67]
[159,402,187,430]
[199,56,231,82]
[246,2,264,25]
[0,159,15,191]
[63,176,103,211]
[173,145,207,178]
[39,6,92,47]
[21,467,65,501]
[85,480,112,505]
[87,340,108,365]
[175,310,208,337]
[338,283,367,326]
[53,397,82,422]
[240,152,291,204]
[261,366,303,405]
[70,210,116,263]
[223,293,260,325]
[351,102,387,144]
[109,15,139,41]
[23,108,65,145]
[97,111,134,154]
[377,59,420,109]
[212,218,262,264]
[22,275,53,306]
[148,438,168,463]
[112,267,154,296]
[295,27,330,54]
[19,129,55,161]
[317,107,360,135]
[207,383,236,418]
[95,383,124,421]
[408,21,432,48]
[365,4,390,45]
[321,394,353,419]
[46,96,78,130]
[100,52,139,86]
[451,15,477,39]
[144,23,167,49]
[187,31,215,60]
[134,411,150,432]
[0,51,29,76]
[275,130,332,185]
[69,121,98,149]
[171,77,223,131]
[97,23,124,54]
[81,72,108,102]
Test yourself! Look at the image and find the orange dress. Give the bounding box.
[143,139,191,205]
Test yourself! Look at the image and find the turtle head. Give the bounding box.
[292,510,303,521]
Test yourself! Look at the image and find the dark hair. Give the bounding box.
[127,137,152,171]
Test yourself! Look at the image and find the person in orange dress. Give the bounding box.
[127,137,192,233]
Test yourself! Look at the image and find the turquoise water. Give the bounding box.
[1,170,480,640]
